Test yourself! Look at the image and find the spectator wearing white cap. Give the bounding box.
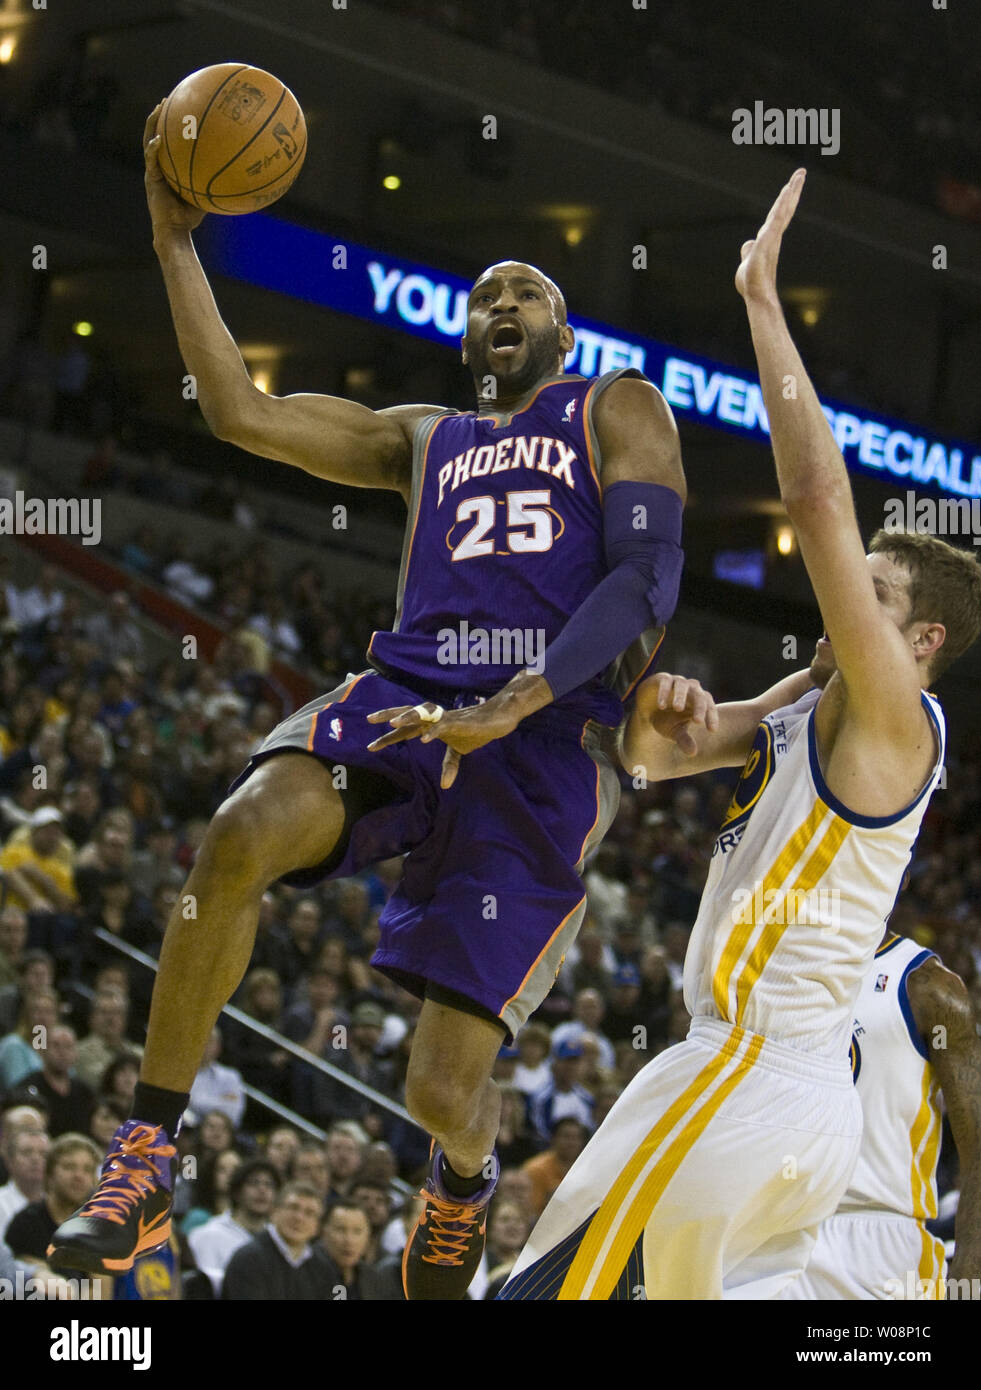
[0,808,76,915]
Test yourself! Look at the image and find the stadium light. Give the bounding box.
[776,524,795,556]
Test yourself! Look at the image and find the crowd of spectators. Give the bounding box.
[0,411,395,696]
[118,521,388,694]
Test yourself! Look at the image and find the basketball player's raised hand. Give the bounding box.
[735,168,806,304]
[143,105,206,236]
[633,672,719,757]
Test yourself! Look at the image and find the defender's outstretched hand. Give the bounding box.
[633,672,719,757]
[735,168,806,304]
[143,104,206,236]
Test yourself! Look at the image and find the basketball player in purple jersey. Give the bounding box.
[48,107,686,1300]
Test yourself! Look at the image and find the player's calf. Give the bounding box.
[405,1071,496,1168]
[51,755,347,1277]
[401,999,506,1298]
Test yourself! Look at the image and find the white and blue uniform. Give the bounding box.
[502,688,946,1300]
[780,933,947,1300]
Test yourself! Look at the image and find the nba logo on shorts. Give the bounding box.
[329,717,343,741]
[874,973,889,992]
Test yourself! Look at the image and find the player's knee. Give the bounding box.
[405,1070,473,1137]
[197,790,283,889]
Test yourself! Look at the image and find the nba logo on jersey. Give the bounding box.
[874,973,889,992]
[562,397,578,423]
[328,717,343,740]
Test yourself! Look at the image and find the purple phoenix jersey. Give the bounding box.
[367,368,664,725]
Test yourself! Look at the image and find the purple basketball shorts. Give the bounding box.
[231,669,621,1039]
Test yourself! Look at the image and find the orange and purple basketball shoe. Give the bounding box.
[47,1120,177,1275]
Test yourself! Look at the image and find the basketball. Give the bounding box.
[155,63,306,215]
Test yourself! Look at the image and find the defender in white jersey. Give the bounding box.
[502,171,981,1300]
[781,931,981,1300]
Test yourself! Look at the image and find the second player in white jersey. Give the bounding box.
[499,703,945,1301]
[685,688,945,1060]
[844,934,942,1226]
[782,932,981,1300]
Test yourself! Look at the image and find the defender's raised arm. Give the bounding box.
[735,170,932,733]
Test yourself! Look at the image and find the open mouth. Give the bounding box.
[490,322,524,354]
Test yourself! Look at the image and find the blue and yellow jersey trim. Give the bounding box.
[807,693,944,829]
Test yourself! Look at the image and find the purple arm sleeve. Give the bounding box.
[539,481,684,702]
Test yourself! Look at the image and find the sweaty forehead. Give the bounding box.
[470,262,565,315]
[474,261,538,284]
